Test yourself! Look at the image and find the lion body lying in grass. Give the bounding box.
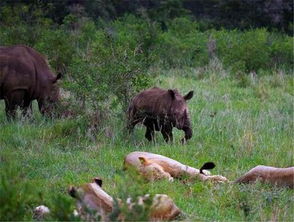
[124,151,228,183]
[235,165,294,188]
[68,178,181,221]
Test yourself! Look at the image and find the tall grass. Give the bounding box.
[0,63,293,220]
[0,8,293,220]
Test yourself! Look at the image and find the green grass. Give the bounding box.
[0,69,293,221]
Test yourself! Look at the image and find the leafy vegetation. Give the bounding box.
[0,1,293,221]
[0,10,292,118]
[0,67,293,220]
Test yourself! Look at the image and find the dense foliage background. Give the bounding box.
[1,0,293,33]
[0,0,292,118]
[0,0,293,221]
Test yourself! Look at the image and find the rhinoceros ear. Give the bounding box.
[52,73,62,83]
[184,91,194,100]
[168,89,176,100]
[93,177,103,187]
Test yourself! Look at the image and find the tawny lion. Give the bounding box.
[68,178,181,221]
[235,165,294,188]
[124,151,228,183]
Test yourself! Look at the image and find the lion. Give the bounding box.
[68,178,181,221]
[124,151,228,183]
[235,165,294,188]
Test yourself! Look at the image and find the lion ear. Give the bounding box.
[68,186,77,198]
[138,157,148,165]
[93,177,103,187]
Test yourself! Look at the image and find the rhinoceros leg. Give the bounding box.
[181,126,193,144]
[4,90,25,120]
[5,100,17,120]
[21,100,32,118]
[145,127,155,141]
[143,118,155,141]
[161,125,173,143]
[38,100,49,116]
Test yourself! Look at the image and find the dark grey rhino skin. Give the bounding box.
[127,87,194,143]
[0,45,61,119]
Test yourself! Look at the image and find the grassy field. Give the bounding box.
[0,68,293,221]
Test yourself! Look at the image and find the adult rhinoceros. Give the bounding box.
[0,45,61,119]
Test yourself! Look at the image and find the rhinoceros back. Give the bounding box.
[0,45,52,78]
[131,88,173,115]
[0,45,56,99]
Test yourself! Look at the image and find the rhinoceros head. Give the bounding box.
[39,73,62,115]
[168,89,194,143]
[168,89,193,129]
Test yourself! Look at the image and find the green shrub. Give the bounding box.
[66,19,153,115]
[213,29,271,73]
[34,29,75,73]
[213,28,293,74]
[112,15,161,60]
[0,4,52,46]
[46,194,79,221]
[0,163,37,220]
[268,33,293,69]
[155,17,209,68]
[109,171,153,221]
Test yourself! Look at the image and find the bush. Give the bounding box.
[0,4,53,46]
[65,18,154,117]
[268,33,293,70]
[46,194,79,221]
[155,17,209,68]
[111,15,161,61]
[213,28,293,74]
[0,163,37,220]
[109,171,153,221]
[34,29,75,73]
[213,29,270,73]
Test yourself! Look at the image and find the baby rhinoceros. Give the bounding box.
[127,87,194,143]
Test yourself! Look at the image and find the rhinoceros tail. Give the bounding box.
[200,162,216,174]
